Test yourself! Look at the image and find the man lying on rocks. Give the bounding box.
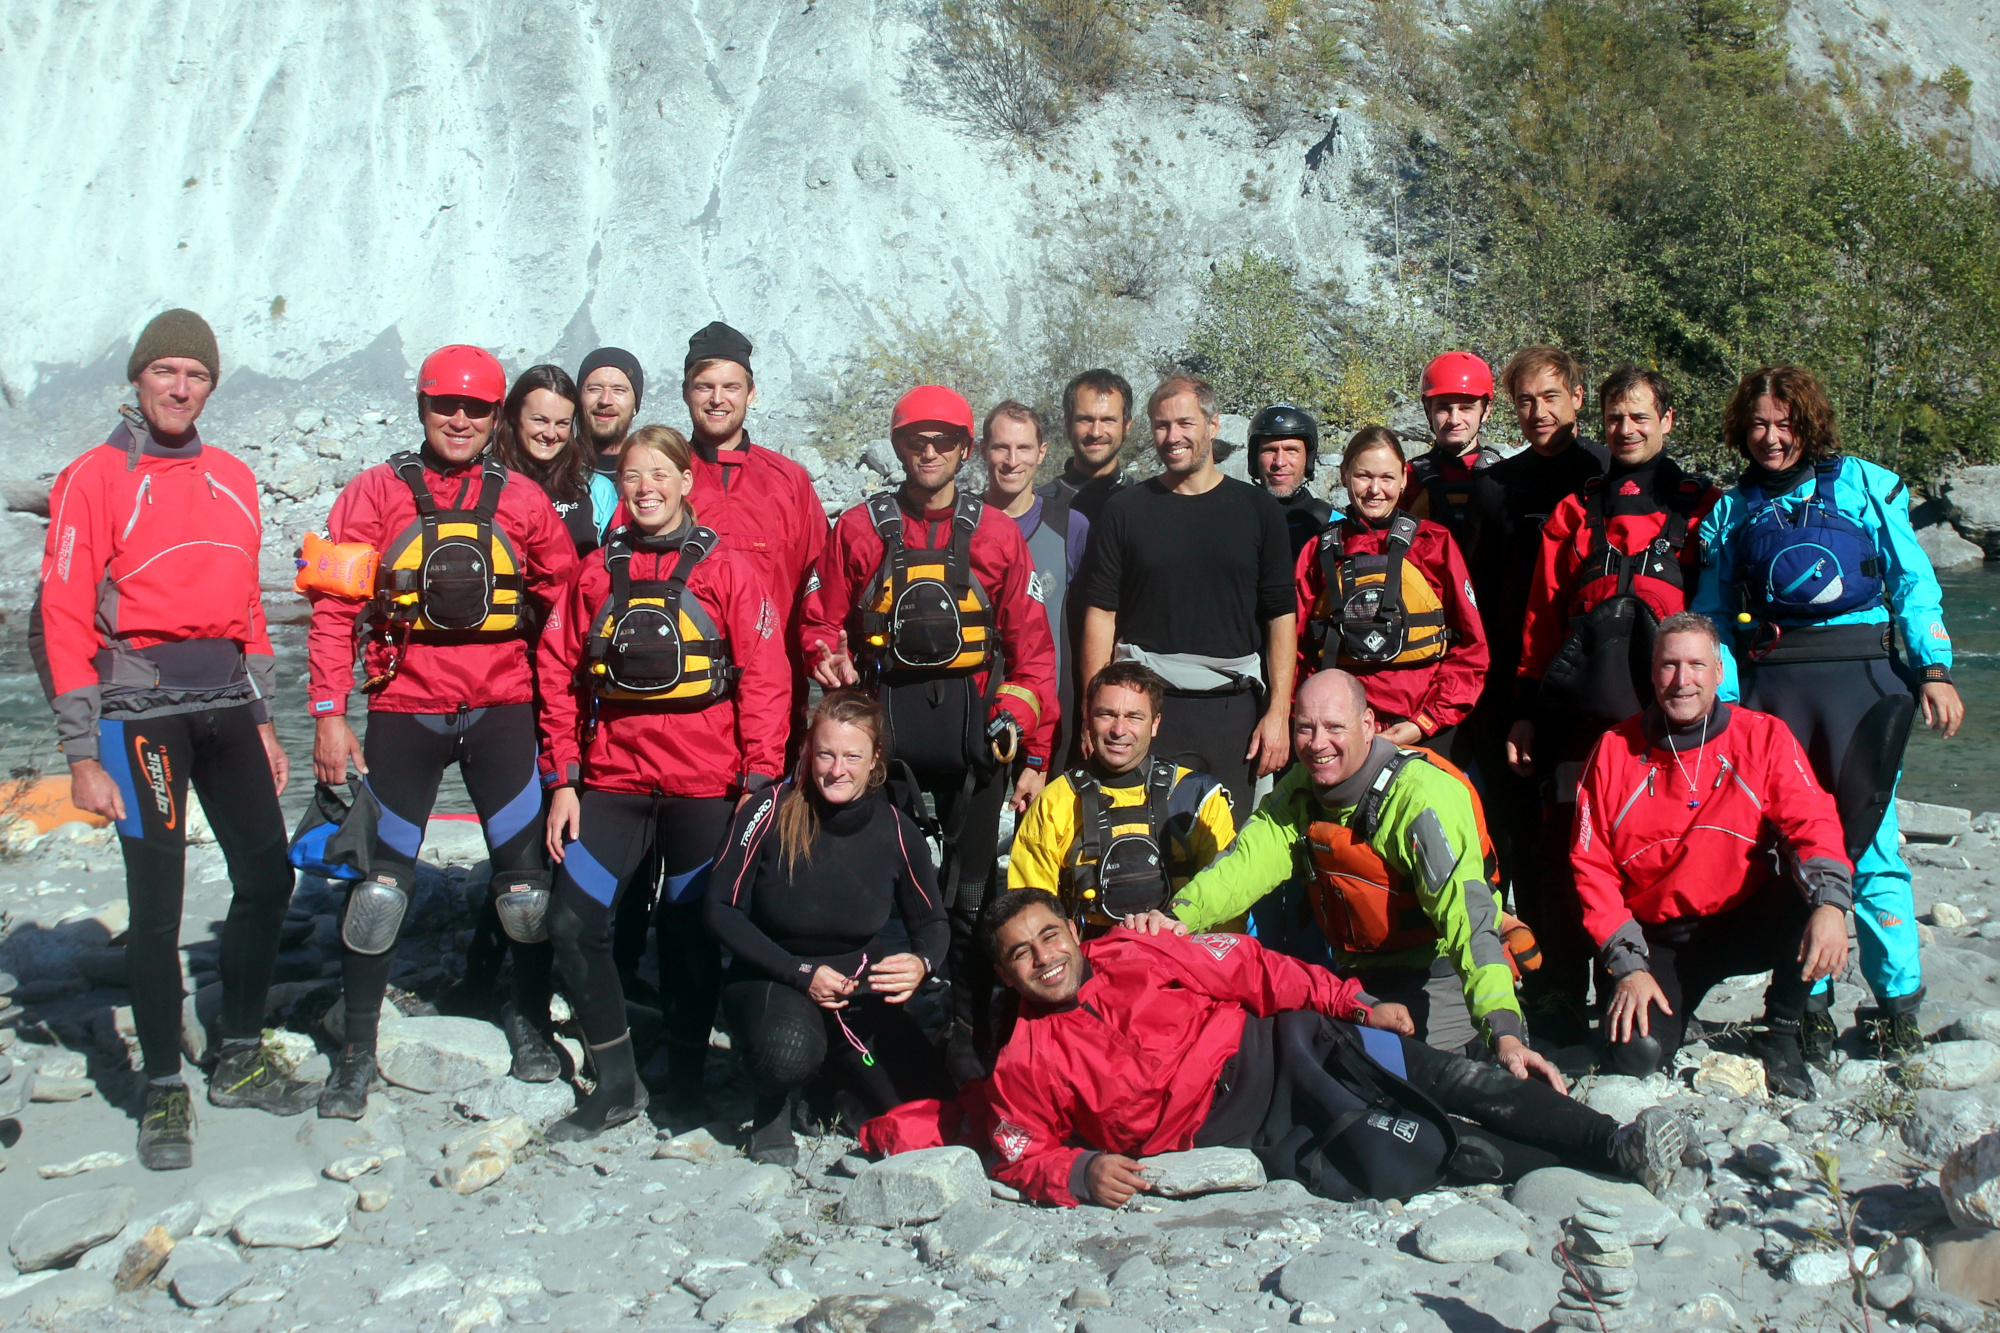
[978,887,1698,1208]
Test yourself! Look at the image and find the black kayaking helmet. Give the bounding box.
[1248,404,1321,484]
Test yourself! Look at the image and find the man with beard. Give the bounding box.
[1042,369,1133,526]
[578,347,644,476]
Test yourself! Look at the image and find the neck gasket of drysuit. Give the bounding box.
[1312,736,1399,810]
[629,509,696,553]
[1740,455,1814,497]
[1642,701,1732,752]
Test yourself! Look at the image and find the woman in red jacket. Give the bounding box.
[538,425,790,1140]
[1295,427,1488,757]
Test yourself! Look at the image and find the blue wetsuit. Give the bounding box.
[1693,454,1951,1012]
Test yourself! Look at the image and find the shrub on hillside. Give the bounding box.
[917,0,1132,140]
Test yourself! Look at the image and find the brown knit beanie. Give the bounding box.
[127,309,219,382]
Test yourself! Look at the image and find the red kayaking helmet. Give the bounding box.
[891,385,976,437]
[1419,351,1494,401]
[417,344,507,403]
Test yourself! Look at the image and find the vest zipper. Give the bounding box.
[121,476,152,539]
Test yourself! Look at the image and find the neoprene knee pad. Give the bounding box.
[1835,693,1917,861]
[748,1010,826,1089]
[1608,1033,1665,1079]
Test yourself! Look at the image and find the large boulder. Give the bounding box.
[1943,1131,2000,1229]
[1917,521,1987,571]
[839,1146,987,1228]
[1942,468,2000,555]
[1137,1148,1265,1197]
[8,1187,135,1272]
[1907,1042,2000,1092]
[231,1183,353,1249]
[1931,1229,2000,1307]
[1412,1202,1530,1263]
[1906,1087,2000,1161]
[376,1016,511,1093]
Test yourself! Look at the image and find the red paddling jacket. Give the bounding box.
[687,439,828,650]
[36,411,276,760]
[985,928,1371,1207]
[537,519,789,798]
[1572,703,1852,978]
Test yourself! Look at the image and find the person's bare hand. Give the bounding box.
[68,760,125,823]
[1365,1002,1416,1036]
[810,631,860,688]
[1920,681,1964,738]
[1379,721,1423,747]
[1497,1034,1568,1093]
[808,965,856,1009]
[1085,1154,1150,1208]
[1506,720,1535,775]
[1799,903,1850,983]
[1605,970,1670,1045]
[1246,706,1291,779]
[1010,766,1046,813]
[258,721,290,797]
[1126,910,1189,937]
[545,787,581,862]
[313,716,368,785]
[867,953,926,1003]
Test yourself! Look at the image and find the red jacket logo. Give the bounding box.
[1190,933,1239,961]
[1617,480,1641,496]
[994,1120,1033,1163]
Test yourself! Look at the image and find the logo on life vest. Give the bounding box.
[1618,479,1642,496]
[1191,933,1239,961]
[994,1120,1033,1163]
[132,734,176,829]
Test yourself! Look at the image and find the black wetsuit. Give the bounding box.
[707,785,953,1118]
[1272,488,1333,562]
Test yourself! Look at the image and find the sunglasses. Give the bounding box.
[426,395,498,420]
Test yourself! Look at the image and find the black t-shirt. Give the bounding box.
[1467,443,1603,679]
[1078,476,1295,658]
[1049,464,1128,527]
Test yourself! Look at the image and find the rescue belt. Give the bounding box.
[1061,757,1181,924]
[1312,514,1451,668]
[857,491,994,673]
[361,453,526,692]
[584,526,737,702]
[1300,749,1533,974]
[1733,458,1886,631]
[1407,446,1499,533]
[1538,466,1708,722]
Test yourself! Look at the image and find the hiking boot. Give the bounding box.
[1867,1010,1924,1060]
[206,1038,322,1115]
[1749,1022,1816,1100]
[502,1005,562,1084]
[1800,1008,1838,1067]
[137,1081,195,1171]
[748,1092,799,1168]
[1609,1106,1693,1196]
[318,1046,377,1120]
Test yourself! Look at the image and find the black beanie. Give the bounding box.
[128,308,220,382]
[685,321,753,375]
[577,347,645,410]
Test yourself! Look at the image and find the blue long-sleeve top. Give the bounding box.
[1693,455,1952,701]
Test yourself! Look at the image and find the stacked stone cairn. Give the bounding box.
[1551,1194,1639,1329]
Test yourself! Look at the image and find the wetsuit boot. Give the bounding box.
[319,1045,377,1120]
[503,1004,562,1083]
[548,1033,648,1142]
[1800,985,1837,1067]
[206,1038,322,1115]
[137,1079,195,1171]
[747,1090,799,1167]
[1747,1020,1815,1100]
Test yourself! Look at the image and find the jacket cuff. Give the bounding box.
[1599,918,1651,979]
[62,737,101,763]
[738,772,780,794]
[1797,856,1854,913]
[1919,664,1953,684]
[309,695,349,719]
[1068,1151,1102,1207]
[1484,1009,1526,1045]
[247,653,279,708]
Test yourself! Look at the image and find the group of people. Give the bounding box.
[42,309,1963,1215]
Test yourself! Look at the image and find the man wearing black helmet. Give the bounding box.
[1250,405,1331,560]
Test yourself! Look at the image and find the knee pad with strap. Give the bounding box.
[492,869,553,944]
[343,865,414,956]
[1834,692,1916,862]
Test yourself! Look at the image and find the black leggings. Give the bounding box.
[341,704,550,1052]
[1253,1011,1618,1201]
[1602,883,1814,1075]
[721,978,952,1117]
[546,792,732,1050]
[100,705,294,1078]
[1154,688,1261,819]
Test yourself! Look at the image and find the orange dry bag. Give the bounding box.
[294,532,380,598]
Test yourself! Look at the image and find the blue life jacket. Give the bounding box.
[1733,460,1885,624]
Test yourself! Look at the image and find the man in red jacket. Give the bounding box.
[306,344,579,1118]
[1505,367,1722,1041]
[1574,613,1853,1099]
[36,309,319,1170]
[801,385,1057,1080]
[981,890,1693,1207]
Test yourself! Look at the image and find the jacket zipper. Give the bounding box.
[1612,769,1653,830]
[121,476,153,539]
[205,473,257,529]
[1719,753,1759,807]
